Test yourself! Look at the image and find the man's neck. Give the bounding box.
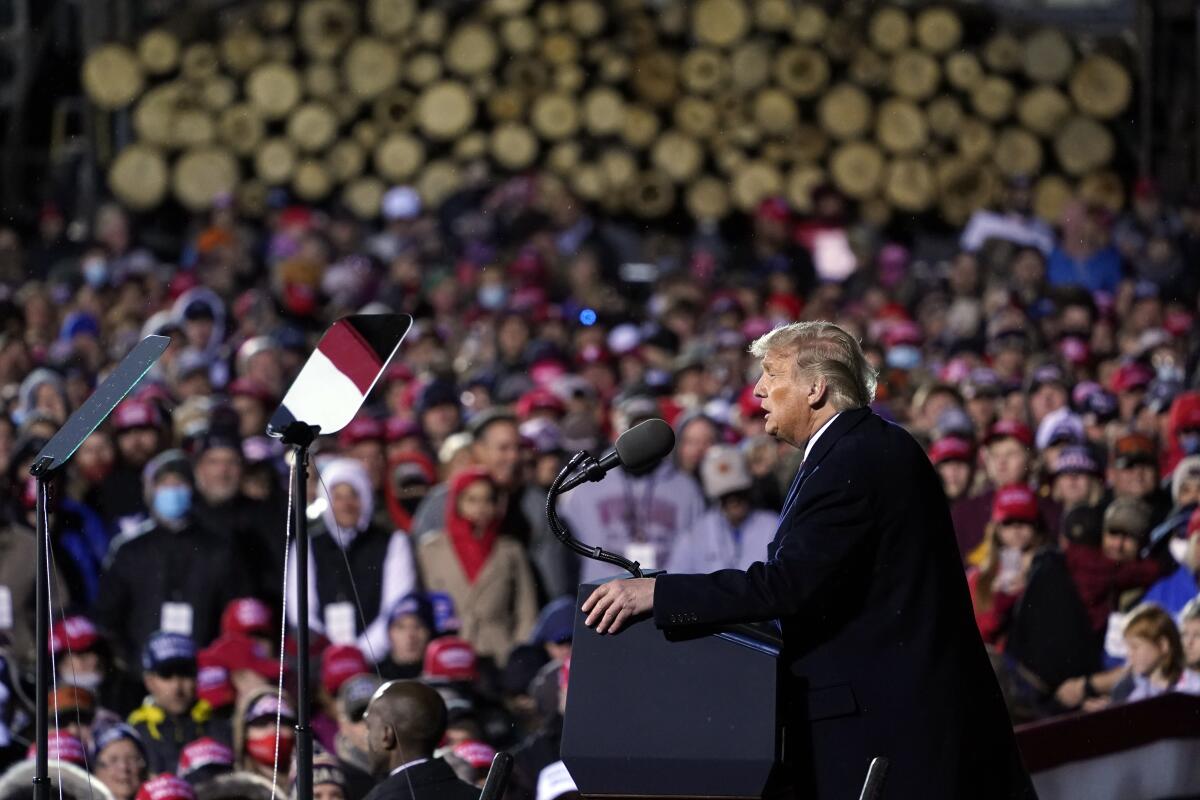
[389,750,432,774]
[801,408,838,451]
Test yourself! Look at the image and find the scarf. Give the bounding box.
[445,467,499,583]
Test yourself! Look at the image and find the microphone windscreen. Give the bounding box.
[614,418,676,472]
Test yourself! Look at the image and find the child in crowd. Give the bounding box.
[1178,596,1200,694]
[1105,604,1185,706]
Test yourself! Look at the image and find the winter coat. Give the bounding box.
[416,532,537,665]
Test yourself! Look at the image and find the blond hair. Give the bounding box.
[749,321,878,411]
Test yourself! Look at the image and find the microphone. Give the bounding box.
[557,418,676,494]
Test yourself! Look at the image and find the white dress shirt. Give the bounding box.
[389,757,430,777]
[803,412,841,462]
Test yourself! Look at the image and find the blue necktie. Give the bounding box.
[780,458,808,520]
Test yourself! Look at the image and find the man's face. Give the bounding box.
[144,670,196,716]
[117,428,159,466]
[985,439,1029,486]
[677,421,718,474]
[388,614,431,663]
[1029,384,1067,425]
[754,351,812,449]
[421,405,460,441]
[1053,472,1095,508]
[338,705,370,754]
[474,422,521,488]
[936,461,971,501]
[196,447,242,504]
[1111,463,1156,499]
[95,737,144,800]
[315,786,346,800]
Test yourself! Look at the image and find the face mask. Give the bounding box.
[1180,432,1200,456]
[67,671,103,692]
[153,485,192,522]
[246,731,293,767]
[477,285,507,310]
[82,258,109,288]
[886,345,922,371]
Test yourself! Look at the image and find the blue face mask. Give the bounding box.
[82,258,108,288]
[477,285,507,310]
[153,485,192,522]
[886,345,922,371]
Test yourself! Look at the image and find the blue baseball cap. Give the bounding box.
[387,592,434,631]
[529,597,575,645]
[142,631,197,674]
[91,722,146,763]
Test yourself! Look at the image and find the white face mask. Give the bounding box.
[66,671,103,691]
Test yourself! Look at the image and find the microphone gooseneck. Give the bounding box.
[545,418,678,578]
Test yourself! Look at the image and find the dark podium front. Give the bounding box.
[561,583,789,799]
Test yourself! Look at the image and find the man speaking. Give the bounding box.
[582,321,1035,799]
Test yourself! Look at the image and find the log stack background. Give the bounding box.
[83,0,1136,226]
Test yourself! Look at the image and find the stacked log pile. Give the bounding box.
[84,0,1134,224]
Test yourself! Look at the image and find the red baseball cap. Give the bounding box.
[321,644,369,695]
[992,484,1039,524]
[1109,362,1154,394]
[384,417,422,442]
[137,775,196,800]
[113,399,162,431]
[50,615,100,656]
[929,437,973,466]
[738,384,766,419]
[177,737,234,779]
[451,740,496,770]
[200,634,280,680]
[422,637,478,683]
[221,598,272,638]
[227,378,276,406]
[985,419,1033,448]
[195,660,234,709]
[27,731,86,766]
[516,388,566,420]
[339,416,385,448]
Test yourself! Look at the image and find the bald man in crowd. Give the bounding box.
[362,680,481,800]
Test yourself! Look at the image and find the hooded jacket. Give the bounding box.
[286,458,417,660]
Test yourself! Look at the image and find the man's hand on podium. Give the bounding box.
[582,577,656,634]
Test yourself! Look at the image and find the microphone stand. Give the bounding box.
[29,458,52,800]
[278,421,319,800]
[546,452,643,578]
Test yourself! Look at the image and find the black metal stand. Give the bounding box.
[545,451,643,578]
[857,757,888,800]
[281,422,318,800]
[30,460,51,800]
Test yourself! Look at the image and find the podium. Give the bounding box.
[561,583,789,799]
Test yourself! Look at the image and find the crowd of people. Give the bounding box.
[0,167,1199,798]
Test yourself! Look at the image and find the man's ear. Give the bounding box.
[808,375,829,407]
[380,722,397,753]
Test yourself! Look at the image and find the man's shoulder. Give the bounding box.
[366,760,480,800]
